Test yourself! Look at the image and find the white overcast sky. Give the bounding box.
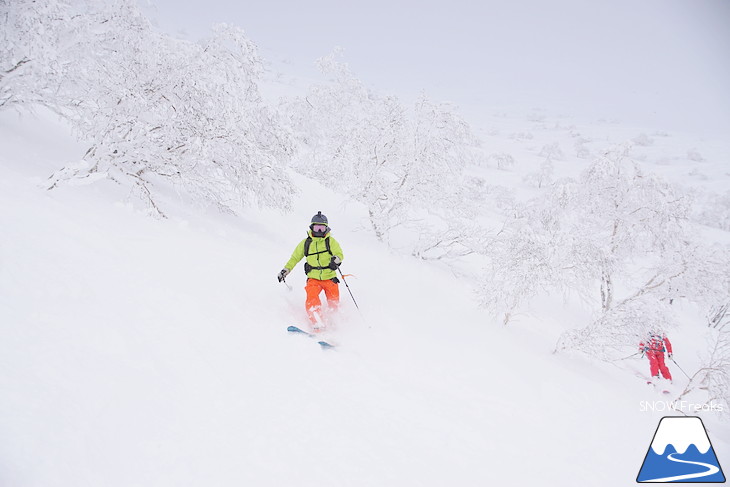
[144,0,730,135]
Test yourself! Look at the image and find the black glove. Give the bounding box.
[668,353,673,360]
[277,268,290,282]
[328,255,342,270]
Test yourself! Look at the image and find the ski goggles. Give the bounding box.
[311,224,328,233]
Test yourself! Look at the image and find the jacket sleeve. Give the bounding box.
[639,341,646,352]
[664,337,673,354]
[330,237,344,262]
[283,239,306,271]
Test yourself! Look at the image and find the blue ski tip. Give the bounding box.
[288,326,335,349]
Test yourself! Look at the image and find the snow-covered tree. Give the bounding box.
[555,247,729,360]
[487,152,515,170]
[481,145,726,344]
[574,141,591,159]
[4,0,295,215]
[571,146,693,311]
[55,20,294,215]
[523,157,554,188]
[1,0,92,111]
[675,305,730,418]
[694,190,730,232]
[554,148,727,356]
[478,179,596,323]
[538,142,564,161]
[282,50,484,252]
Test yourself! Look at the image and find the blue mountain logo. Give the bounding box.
[637,416,726,483]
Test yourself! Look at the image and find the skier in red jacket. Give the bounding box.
[639,332,673,381]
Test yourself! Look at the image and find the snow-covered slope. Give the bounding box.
[0,109,728,486]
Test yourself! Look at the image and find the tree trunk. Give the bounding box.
[601,268,613,311]
[368,208,384,242]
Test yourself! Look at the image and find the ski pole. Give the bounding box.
[338,267,360,311]
[619,351,642,360]
[670,357,692,380]
[279,275,292,291]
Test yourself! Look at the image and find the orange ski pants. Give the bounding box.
[305,278,339,323]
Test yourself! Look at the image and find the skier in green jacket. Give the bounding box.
[278,211,344,330]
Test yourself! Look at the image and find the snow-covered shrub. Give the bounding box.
[555,298,675,360]
[687,148,704,162]
[488,152,515,170]
[523,158,554,188]
[509,132,534,141]
[675,307,730,418]
[692,190,730,231]
[483,184,517,210]
[574,138,591,159]
[538,142,564,161]
[632,133,653,146]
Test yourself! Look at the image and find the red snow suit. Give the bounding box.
[639,334,673,380]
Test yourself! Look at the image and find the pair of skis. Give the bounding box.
[637,373,672,395]
[287,325,335,350]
